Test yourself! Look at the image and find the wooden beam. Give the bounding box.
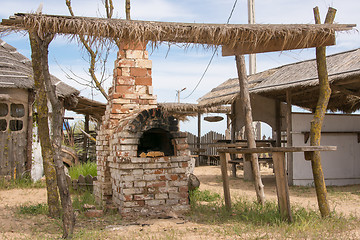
[222,34,335,56]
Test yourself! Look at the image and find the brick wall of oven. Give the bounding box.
[94,42,191,218]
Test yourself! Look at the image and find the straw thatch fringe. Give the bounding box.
[1,13,354,50]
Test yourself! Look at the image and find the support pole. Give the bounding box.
[275,100,282,147]
[286,91,293,185]
[220,152,231,210]
[231,103,237,177]
[272,152,292,222]
[310,6,336,218]
[197,113,201,167]
[82,114,89,162]
[235,55,265,205]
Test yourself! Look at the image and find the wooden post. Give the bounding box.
[197,112,201,167]
[220,152,231,210]
[82,114,89,162]
[231,103,237,177]
[235,55,265,205]
[310,6,336,218]
[275,100,282,147]
[286,91,293,185]
[272,152,292,222]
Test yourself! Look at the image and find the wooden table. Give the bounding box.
[217,146,337,222]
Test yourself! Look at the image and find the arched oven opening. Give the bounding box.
[137,128,175,156]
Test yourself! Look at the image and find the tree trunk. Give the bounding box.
[235,55,265,205]
[310,6,336,218]
[126,0,131,20]
[29,32,60,219]
[30,31,75,238]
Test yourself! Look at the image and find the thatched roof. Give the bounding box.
[1,13,354,53]
[0,38,79,101]
[198,48,360,113]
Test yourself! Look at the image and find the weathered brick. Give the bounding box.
[134,181,146,188]
[135,59,152,68]
[134,194,154,201]
[118,59,135,67]
[126,50,145,59]
[155,193,168,199]
[146,199,165,206]
[169,180,187,187]
[123,188,144,195]
[116,76,134,85]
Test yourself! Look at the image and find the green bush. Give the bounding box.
[69,161,97,180]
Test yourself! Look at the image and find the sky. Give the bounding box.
[1,0,360,135]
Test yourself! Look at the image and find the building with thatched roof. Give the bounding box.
[0,39,105,180]
[198,48,360,186]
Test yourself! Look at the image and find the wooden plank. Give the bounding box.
[219,152,231,210]
[272,152,293,222]
[217,146,337,154]
[222,34,335,56]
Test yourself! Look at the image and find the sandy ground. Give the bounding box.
[0,166,359,239]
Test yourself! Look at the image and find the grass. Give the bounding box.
[72,190,98,212]
[188,189,359,239]
[0,176,45,190]
[17,203,48,215]
[69,161,97,180]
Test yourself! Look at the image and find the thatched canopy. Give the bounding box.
[67,96,106,122]
[158,103,230,121]
[1,13,354,53]
[198,48,360,113]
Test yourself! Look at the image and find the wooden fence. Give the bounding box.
[186,131,226,166]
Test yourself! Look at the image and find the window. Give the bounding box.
[0,103,8,117]
[0,119,6,131]
[9,120,23,131]
[10,104,25,118]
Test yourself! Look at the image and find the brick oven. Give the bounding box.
[94,42,191,218]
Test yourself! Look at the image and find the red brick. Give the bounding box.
[135,77,152,86]
[147,181,166,188]
[154,169,164,174]
[137,200,145,206]
[159,175,166,181]
[147,68,152,76]
[116,68,122,77]
[130,67,147,77]
[181,162,188,168]
[119,41,147,50]
[115,85,135,94]
[124,195,133,201]
[170,175,178,181]
[179,186,188,192]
